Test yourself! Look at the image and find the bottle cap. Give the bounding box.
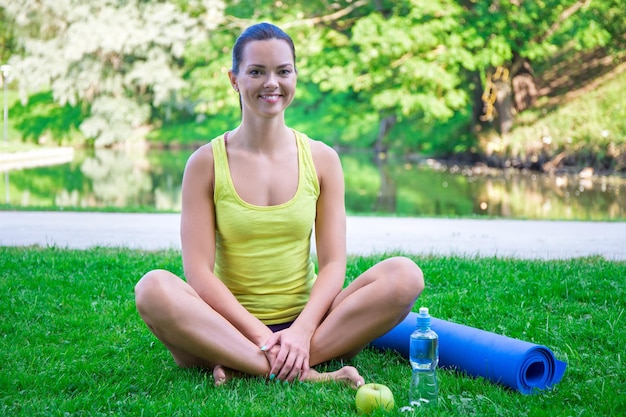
[417,307,431,330]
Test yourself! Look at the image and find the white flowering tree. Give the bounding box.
[2,0,225,147]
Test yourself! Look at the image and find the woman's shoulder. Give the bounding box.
[186,135,223,167]
[296,131,339,161]
[296,131,342,178]
[183,136,224,181]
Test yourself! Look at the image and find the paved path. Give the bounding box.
[1,211,624,260]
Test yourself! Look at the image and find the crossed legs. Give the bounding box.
[134,256,423,386]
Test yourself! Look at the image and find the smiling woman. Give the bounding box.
[229,23,297,115]
[133,22,425,390]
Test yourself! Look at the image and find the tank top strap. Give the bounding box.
[212,134,229,203]
[294,130,320,196]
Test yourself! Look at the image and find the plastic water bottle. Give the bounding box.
[409,307,439,407]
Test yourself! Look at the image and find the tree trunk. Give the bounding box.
[512,59,538,112]
[471,71,487,131]
[474,62,537,135]
[372,155,397,213]
[374,113,396,153]
[494,78,514,134]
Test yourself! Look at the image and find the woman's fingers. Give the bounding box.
[269,342,289,378]
[261,332,280,352]
[276,349,298,381]
[274,346,310,382]
[285,356,306,382]
[263,328,312,382]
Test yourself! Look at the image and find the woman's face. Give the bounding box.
[230,39,297,119]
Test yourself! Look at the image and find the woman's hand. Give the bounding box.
[262,327,311,382]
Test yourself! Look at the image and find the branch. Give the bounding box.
[224,1,370,30]
[539,0,592,43]
[283,0,370,28]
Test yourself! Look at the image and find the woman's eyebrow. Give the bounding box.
[246,63,294,69]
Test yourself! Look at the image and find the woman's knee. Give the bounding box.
[384,256,424,300]
[134,269,178,315]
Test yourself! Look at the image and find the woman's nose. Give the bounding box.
[264,73,278,88]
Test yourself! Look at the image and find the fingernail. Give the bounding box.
[260,345,267,351]
[269,374,275,380]
[283,380,289,386]
[274,377,281,383]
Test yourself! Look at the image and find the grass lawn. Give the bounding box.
[1,247,624,416]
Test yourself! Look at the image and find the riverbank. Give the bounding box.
[0,147,74,171]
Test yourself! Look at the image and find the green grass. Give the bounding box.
[1,247,625,416]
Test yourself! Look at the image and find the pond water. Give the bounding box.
[2,147,625,220]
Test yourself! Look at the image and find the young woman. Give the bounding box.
[135,22,424,387]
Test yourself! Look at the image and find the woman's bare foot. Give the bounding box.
[212,365,253,386]
[213,364,364,388]
[304,366,365,389]
[212,364,232,386]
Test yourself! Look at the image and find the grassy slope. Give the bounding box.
[480,62,626,172]
[2,247,624,416]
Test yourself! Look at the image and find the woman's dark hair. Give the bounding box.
[231,22,296,74]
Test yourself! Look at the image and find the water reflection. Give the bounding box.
[3,171,8,204]
[75,149,153,208]
[1,148,625,220]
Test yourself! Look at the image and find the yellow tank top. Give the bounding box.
[212,130,320,324]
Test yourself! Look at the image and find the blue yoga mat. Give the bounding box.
[370,312,567,394]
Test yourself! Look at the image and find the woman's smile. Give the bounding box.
[259,93,282,104]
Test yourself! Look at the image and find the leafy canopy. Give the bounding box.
[1,0,623,149]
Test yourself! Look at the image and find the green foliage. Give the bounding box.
[10,91,84,145]
[288,83,380,147]
[146,112,239,146]
[312,1,477,123]
[0,6,18,63]
[1,0,624,153]
[1,246,625,416]
[390,108,476,155]
[182,27,238,117]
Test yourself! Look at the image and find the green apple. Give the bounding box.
[355,383,395,414]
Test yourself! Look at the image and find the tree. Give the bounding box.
[306,0,485,152]
[1,0,226,147]
[464,0,626,135]
[299,0,626,152]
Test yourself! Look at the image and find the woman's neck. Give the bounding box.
[233,115,292,152]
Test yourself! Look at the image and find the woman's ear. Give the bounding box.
[228,70,239,92]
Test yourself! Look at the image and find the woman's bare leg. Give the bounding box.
[135,269,270,374]
[309,256,424,365]
[135,269,367,387]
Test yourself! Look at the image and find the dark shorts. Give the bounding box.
[267,321,294,333]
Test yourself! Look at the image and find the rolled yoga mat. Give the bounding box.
[370,312,567,394]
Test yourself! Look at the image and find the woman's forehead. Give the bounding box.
[241,39,294,65]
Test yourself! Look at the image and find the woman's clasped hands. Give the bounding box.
[261,327,312,383]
